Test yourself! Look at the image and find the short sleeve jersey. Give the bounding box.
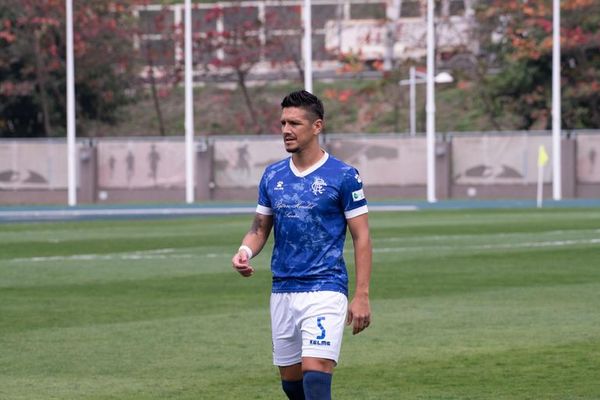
[256,152,368,296]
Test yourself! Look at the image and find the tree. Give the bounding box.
[0,0,138,137]
[136,3,183,136]
[195,3,265,134]
[194,2,305,134]
[475,0,599,130]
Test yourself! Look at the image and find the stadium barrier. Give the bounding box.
[1,131,599,205]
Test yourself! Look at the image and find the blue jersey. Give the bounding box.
[256,152,368,296]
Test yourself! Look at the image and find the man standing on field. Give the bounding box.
[231,90,372,400]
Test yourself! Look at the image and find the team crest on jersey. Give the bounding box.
[311,177,327,195]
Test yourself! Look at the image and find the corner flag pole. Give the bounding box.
[537,145,549,208]
[425,0,436,203]
[66,0,77,206]
[303,0,313,93]
[552,0,562,200]
[184,0,195,203]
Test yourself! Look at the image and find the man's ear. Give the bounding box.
[313,119,323,135]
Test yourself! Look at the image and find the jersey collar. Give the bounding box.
[289,151,329,177]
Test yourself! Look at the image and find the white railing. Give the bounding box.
[134,0,475,75]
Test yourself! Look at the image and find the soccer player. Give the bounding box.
[231,90,372,400]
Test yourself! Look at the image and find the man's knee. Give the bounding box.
[302,357,335,374]
[279,363,303,381]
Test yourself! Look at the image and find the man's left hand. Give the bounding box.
[346,295,371,335]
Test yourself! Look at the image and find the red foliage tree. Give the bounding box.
[194,2,305,134]
[476,0,599,129]
[0,0,138,137]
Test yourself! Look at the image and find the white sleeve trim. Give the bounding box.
[345,205,368,219]
[256,204,273,215]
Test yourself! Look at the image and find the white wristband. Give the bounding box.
[238,245,253,259]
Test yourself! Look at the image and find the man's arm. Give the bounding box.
[231,213,273,277]
[346,213,372,334]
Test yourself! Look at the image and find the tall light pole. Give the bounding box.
[425,0,436,203]
[552,0,562,200]
[66,0,77,206]
[184,0,195,203]
[303,0,313,92]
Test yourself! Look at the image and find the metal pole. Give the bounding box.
[184,0,195,203]
[66,0,77,206]
[409,66,416,136]
[552,0,562,200]
[425,0,436,203]
[384,0,401,71]
[536,163,544,208]
[303,0,313,92]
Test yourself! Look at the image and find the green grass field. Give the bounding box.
[1,208,600,399]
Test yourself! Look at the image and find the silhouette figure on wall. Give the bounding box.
[109,155,116,179]
[126,151,135,184]
[236,144,250,176]
[148,144,160,185]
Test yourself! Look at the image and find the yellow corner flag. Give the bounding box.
[538,145,549,167]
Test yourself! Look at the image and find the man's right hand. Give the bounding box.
[231,249,255,277]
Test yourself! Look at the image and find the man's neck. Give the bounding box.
[291,146,325,173]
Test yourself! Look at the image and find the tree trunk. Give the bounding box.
[237,70,261,134]
[474,62,502,131]
[33,31,52,136]
[292,56,304,83]
[145,43,166,136]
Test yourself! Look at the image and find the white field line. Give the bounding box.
[0,207,255,221]
[376,229,600,243]
[0,204,417,222]
[373,237,600,253]
[8,248,196,264]
[8,236,600,264]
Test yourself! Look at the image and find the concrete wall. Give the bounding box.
[1,133,599,205]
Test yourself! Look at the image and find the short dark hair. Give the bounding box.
[280,90,324,121]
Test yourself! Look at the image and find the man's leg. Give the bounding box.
[302,357,335,400]
[272,293,304,399]
[279,363,304,400]
[298,292,347,400]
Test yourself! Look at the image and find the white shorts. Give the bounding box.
[270,291,348,367]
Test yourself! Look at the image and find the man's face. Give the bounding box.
[280,107,322,153]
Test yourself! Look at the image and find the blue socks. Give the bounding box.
[281,371,333,399]
[282,379,305,400]
[303,370,332,400]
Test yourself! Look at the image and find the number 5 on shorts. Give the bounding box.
[316,317,326,340]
